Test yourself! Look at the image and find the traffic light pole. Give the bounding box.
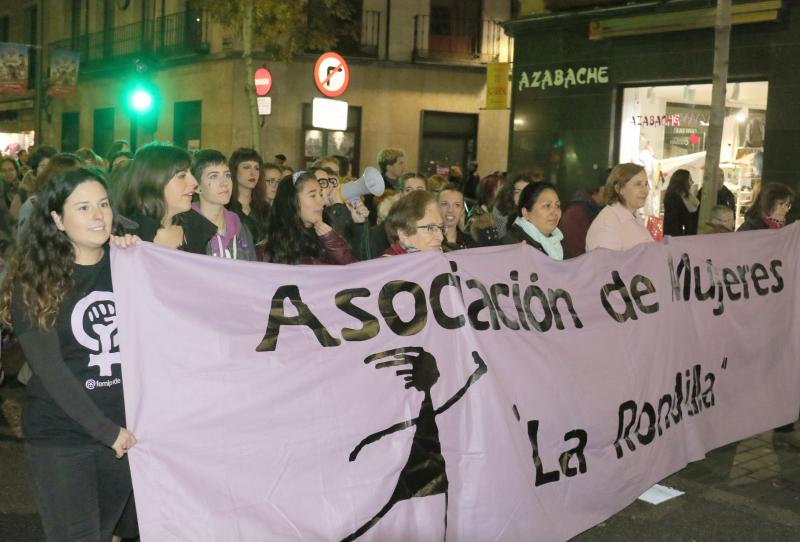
[130,115,138,152]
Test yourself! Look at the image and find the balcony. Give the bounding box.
[413,15,509,64]
[49,11,209,73]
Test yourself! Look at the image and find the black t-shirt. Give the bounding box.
[12,249,125,446]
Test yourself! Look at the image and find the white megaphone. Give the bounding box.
[337,167,385,203]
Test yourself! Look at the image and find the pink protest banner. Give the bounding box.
[112,225,800,541]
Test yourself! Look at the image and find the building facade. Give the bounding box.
[0,0,514,176]
[506,0,797,224]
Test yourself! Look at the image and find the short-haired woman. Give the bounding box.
[191,149,257,261]
[264,172,356,265]
[502,181,564,260]
[586,163,654,252]
[383,190,445,255]
[120,143,216,253]
[738,182,794,231]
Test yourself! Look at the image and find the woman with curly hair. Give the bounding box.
[120,143,216,253]
[227,147,271,244]
[0,167,138,541]
[264,171,356,265]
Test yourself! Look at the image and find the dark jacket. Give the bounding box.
[662,191,698,237]
[559,191,604,258]
[324,203,372,260]
[501,223,560,256]
[443,229,477,252]
[124,211,217,255]
[737,214,768,232]
[262,229,357,265]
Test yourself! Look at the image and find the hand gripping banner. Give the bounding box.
[112,225,800,541]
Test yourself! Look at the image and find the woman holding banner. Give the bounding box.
[586,163,654,252]
[501,181,564,260]
[264,171,356,264]
[120,143,217,254]
[383,190,445,255]
[0,168,138,541]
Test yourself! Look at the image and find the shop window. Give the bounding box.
[420,111,477,178]
[302,104,361,175]
[61,111,80,153]
[92,107,115,157]
[173,100,202,150]
[618,81,768,227]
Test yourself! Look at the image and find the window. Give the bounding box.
[302,103,362,174]
[71,0,82,46]
[618,81,769,226]
[24,6,37,89]
[419,111,477,177]
[173,100,202,150]
[0,16,9,42]
[61,112,80,153]
[93,108,115,157]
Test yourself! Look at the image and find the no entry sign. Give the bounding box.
[254,68,272,96]
[313,52,350,97]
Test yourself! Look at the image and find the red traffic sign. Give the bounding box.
[254,68,272,96]
[313,52,350,97]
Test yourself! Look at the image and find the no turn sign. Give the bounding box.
[313,52,350,97]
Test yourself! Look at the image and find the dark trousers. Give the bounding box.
[25,442,134,542]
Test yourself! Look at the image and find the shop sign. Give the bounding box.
[485,62,510,109]
[517,65,609,92]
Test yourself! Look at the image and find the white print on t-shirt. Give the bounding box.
[70,291,120,377]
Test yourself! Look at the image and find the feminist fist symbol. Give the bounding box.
[70,292,121,377]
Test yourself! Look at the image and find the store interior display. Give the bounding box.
[619,82,768,228]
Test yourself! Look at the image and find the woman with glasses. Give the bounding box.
[383,190,445,255]
[261,162,283,207]
[263,172,356,265]
[501,182,564,260]
[312,167,371,259]
[738,182,794,231]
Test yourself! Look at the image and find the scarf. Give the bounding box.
[763,214,784,229]
[514,216,564,260]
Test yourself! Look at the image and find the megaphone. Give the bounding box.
[337,167,385,204]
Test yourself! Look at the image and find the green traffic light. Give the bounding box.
[130,88,153,113]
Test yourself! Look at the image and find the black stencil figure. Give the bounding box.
[341,347,487,542]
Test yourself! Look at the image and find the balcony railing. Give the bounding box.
[49,11,209,71]
[413,15,508,63]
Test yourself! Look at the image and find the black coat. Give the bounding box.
[663,191,698,236]
[737,214,768,232]
[124,211,217,254]
[501,223,563,257]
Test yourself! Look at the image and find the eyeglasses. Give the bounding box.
[416,223,447,235]
[264,177,281,185]
[317,178,339,188]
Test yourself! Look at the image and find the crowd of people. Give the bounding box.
[0,139,795,541]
